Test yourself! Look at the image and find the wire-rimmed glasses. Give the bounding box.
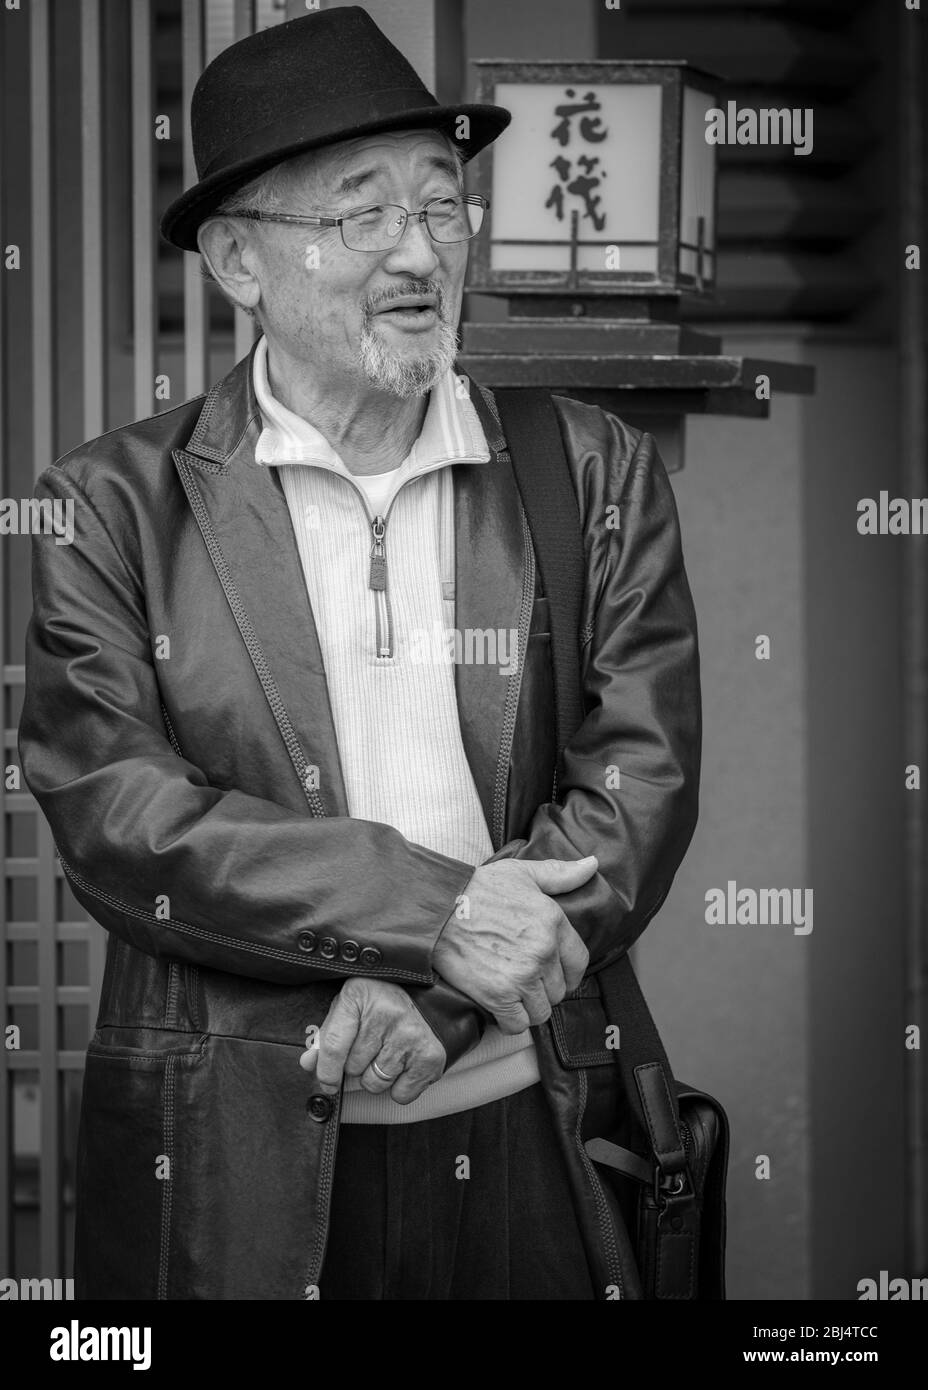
[229,194,489,253]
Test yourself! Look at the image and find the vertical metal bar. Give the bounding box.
[900,5,928,1278]
[433,0,464,106]
[696,215,705,294]
[657,70,681,291]
[131,0,155,421]
[0,804,8,1272]
[81,0,104,440]
[80,0,106,1026]
[232,0,257,364]
[233,0,257,44]
[567,208,579,290]
[182,1,209,400]
[30,0,61,1280]
[0,0,9,1279]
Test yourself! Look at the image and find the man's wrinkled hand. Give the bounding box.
[431,855,595,1034]
[299,977,447,1105]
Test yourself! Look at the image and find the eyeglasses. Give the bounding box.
[230,194,489,253]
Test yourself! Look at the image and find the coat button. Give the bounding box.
[298,931,317,953]
[359,946,382,968]
[307,1094,333,1122]
[340,939,360,963]
[319,936,338,959]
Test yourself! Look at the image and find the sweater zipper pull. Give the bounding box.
[368,514,393,658]
[369,515,387,590]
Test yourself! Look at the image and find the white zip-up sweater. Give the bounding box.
[253,338,539,1123]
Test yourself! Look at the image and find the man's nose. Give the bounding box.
[382,213,441,277]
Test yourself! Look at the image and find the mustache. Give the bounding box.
[363,281,446,318]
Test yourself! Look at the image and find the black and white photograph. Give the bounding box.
[0,0,926,1353]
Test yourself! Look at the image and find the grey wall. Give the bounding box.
[639,336,811,1299]
[802,344,907,1299]
[637,336,907,1299]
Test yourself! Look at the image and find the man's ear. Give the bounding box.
[197,217,262,317]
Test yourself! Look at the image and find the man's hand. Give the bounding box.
[300,977,446,1104]
[431,856,595,1034]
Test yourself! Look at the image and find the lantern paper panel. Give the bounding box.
[679,85,717,284]
[490,82,663,276]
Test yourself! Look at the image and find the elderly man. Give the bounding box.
[19,7,700,1300]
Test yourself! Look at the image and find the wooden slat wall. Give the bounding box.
[0,0,265,1284]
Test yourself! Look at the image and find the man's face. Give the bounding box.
[243,128,470,397]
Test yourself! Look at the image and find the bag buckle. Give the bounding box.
[654,1165,689,1212]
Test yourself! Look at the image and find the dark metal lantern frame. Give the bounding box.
[468,59,719,300]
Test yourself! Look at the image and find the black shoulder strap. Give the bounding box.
[486,383,688,1175]
[491,388,585,772]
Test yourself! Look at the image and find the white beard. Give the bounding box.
[356,312,459,398]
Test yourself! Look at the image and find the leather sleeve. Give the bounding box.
[405,976,488,1069]
[486,416,701,971]
[18,467,475,988]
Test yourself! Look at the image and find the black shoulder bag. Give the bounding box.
[490,385,730,1301]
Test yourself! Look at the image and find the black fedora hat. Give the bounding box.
[160,5,511,252]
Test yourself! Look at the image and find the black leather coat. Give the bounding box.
[18,346,701,1299]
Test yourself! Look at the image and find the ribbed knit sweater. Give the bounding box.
[253,338,539,1122]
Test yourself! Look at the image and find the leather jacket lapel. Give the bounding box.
[172,347,349,817]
